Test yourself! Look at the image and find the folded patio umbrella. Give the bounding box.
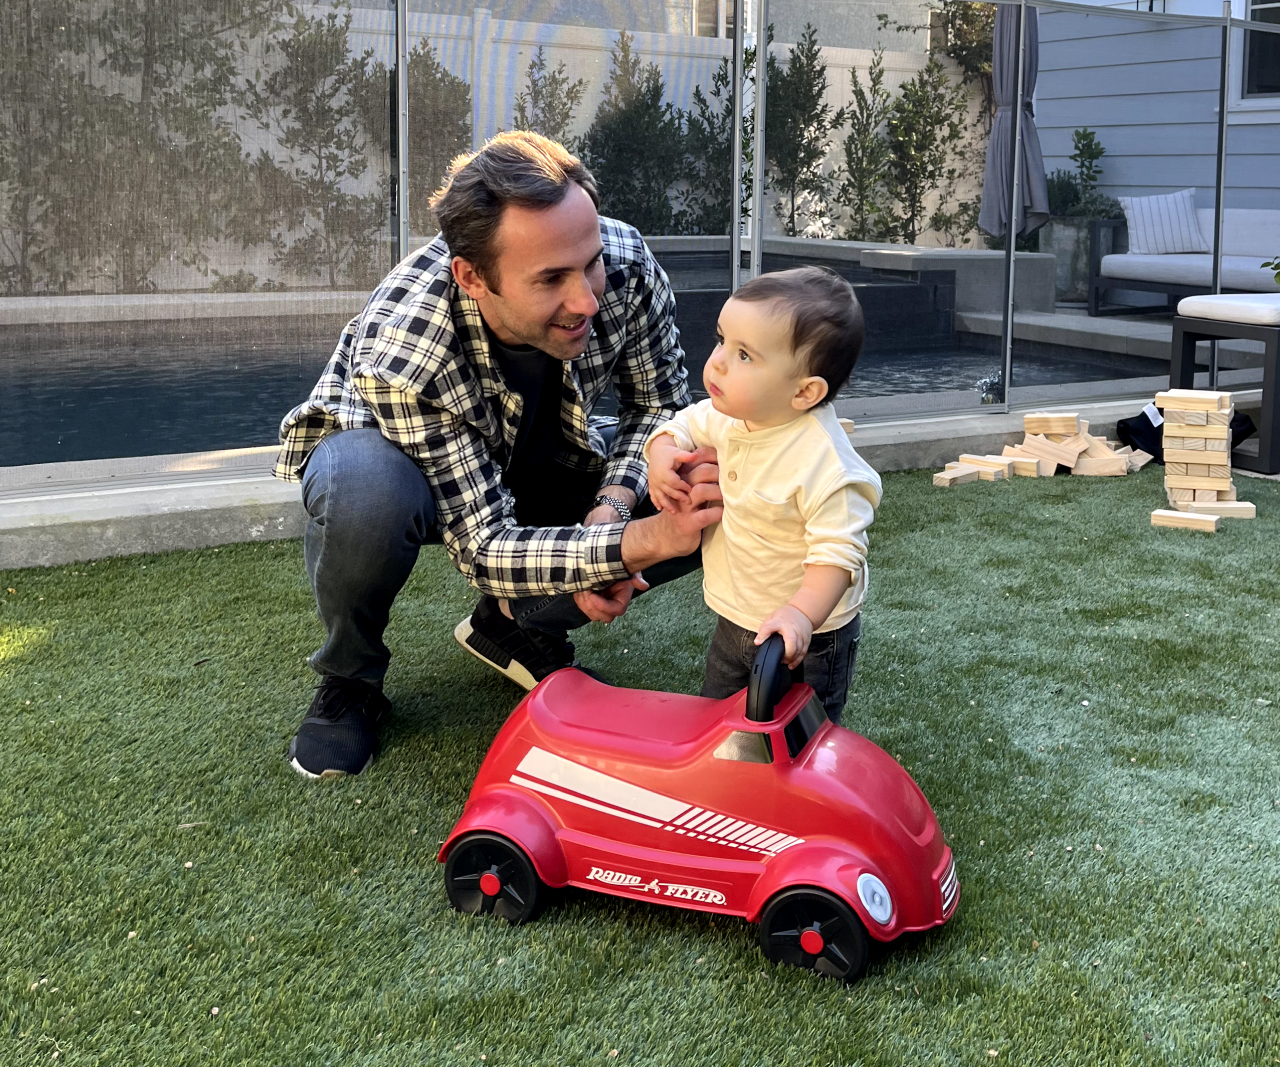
[978,2,1050,238]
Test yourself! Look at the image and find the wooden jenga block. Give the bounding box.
[945,462,1004,481]
[1072,455,1128,477]
[1155,389,1232,412]
[1167,487,1195,501]
[1164,436,1205,452]
[1207,408,1232,426]
[1208,464,1231,480]
[1164,409,1188,424]
[1187,464,1210,478]
[1167,475,1233,491]
[958,455,1015,477]
[1194,489,1221,500]
[1078,433,1117,459]
[934,466,980,487]
[1007,456,1042,477]
[1152,509,1219,531]
[1114,445,1133,455]
[1128,450,1154,473]
[1181,410,1209,425]
[1219,485,1238,501]
[839,418,856,438]
[1171,501,1191,511]
[1188,500,1255,519]
[1167,462,1188,476]
[1204,437,1229,452]
[1023,412,1080,436]
[1164,423,1229,442]
[1021,433,1086,467]
[1164,449,1218,465]
[1002,446,1054,476]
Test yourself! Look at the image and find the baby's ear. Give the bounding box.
[792,375,829,411]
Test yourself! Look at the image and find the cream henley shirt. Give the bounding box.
[645,400,882,634]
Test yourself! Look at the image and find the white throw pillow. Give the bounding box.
[1118,188,1211,255]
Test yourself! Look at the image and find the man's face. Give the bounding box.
[458,183,606,362]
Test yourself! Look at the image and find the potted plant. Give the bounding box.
[1039,129,1123,304]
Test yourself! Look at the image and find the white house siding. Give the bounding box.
[1037,8,1279,211]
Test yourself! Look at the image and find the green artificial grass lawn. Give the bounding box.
[3,466,1280,1065]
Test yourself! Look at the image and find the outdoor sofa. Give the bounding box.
[1088,206,1280,316]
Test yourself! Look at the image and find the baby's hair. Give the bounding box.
[730,266,864,403]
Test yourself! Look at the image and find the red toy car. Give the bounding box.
[440,636,958,981]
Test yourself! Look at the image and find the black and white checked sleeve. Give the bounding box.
[604,242,692,496]
[353,370,633,599]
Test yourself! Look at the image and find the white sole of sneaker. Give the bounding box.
[288,754,373,780]
[453,617,538,690]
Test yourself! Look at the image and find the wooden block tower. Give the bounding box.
[1151,389,1255,529]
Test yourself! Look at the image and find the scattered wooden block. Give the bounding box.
[1155,389,1232,412]
[934,465,980,487]
[945,462,1004,481]
[1127,450,1154,472]
[1078,432,1117,459]
[1166,462,1188,476]
[1006,456,1042,477]
[1187,500,1255,518]
[1166,474,1234,491]
[1023,412,1080,435]
[958,454,1016,477]
[1021,433,1084,467]
[1002,445,1054,476]
[839,418,856,437]
[1072,455,1129,477]
[1113,445,1134,456]
[1152,508,1219,532]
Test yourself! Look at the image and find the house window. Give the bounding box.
[1245,0,1280,97]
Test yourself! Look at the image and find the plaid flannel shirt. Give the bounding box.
[274,217,691,600]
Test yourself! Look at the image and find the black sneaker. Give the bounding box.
[453,597,578,690]
[288,676,390,780]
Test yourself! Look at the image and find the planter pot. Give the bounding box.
[1040,216,1092,303]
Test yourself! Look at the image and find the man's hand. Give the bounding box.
[755,604,814,669]
[574,573,649,623]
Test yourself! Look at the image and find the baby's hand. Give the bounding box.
[647,435,698,513]
[755,605,814,669]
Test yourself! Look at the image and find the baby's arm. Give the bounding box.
[755,566,850,668]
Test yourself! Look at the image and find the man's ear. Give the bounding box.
[792,375,829,412]
[452,256,491,302]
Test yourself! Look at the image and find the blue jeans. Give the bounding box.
[700,612,862,725]
[300,428,700,686]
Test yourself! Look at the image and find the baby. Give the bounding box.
[644,266,881,724]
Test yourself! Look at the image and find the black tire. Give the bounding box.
[443,832,543,925]
[759,887,870,982]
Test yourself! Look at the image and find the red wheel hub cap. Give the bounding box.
[479,872,502,896]
[799,929,824,955]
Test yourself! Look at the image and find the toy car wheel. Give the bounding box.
[759,887,869,982]
[444,832,543,925]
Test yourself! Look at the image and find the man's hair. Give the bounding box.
[731,266,865,403]
[429,130,599,290]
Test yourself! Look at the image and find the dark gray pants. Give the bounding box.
[700,612,862,725]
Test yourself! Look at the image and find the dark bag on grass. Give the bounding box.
[1116,405,1256,465]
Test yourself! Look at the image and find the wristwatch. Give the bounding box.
[592,494,632,522]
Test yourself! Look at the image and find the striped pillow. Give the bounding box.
[1118,189,1211,255]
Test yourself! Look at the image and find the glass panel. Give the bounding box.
[1010,4,1224,408]
[0,1,397,466]
[406,0,736,417]
[1246,1,1280,97]
[746,0,1002,419]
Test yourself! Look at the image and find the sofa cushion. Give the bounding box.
[1118,189,1211,254]
[1195,208,1280,259]
[1100,253,1280,293]
[1177,294,1280,326]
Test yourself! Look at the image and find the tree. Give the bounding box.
[245,8,384,289]
[577,31,683,235]
[881,57,967,245]
[355,40,472,236]
[764,24,845,237]
[672,43,757,237]
[513,46,586,146]
[835,48,894,242]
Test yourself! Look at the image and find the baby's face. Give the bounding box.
[703,297,813,428]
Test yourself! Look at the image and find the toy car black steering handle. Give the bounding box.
[746,633,791,722]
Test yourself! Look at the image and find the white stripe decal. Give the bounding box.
[672,807,703,827]
[701,815,732,835]
[684,812,718,832]
[509,775,664,827]
[755,832,788,852]
[516,748,687,822]
[742,828,776,847]
[714,819,746,840]
[726,823,759,842]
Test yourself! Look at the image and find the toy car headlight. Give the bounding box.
[856,873,893,925]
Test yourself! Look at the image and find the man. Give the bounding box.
[273,131,721,779]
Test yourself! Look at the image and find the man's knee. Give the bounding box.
[303,429,437,546]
